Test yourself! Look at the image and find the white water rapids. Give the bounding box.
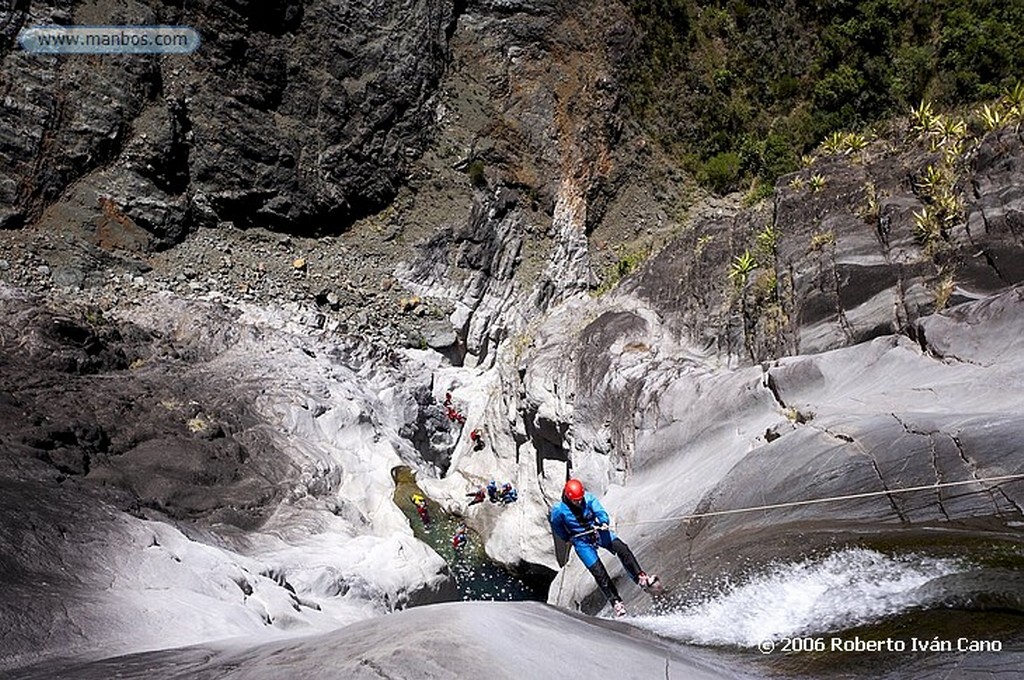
[630,548,965,647]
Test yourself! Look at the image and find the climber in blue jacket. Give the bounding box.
[549,478,659,618]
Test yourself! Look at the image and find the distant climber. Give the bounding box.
[466,488,486,506]
[549,479,660,618]
[469,428,485,450]
[411,493,431,525]
[486,480,500,503]
[443,391,466,424]
[452,523,469,550]
[499,482,518,505]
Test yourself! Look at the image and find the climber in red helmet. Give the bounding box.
[549,478,659,618]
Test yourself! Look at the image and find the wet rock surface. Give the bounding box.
[534,281,1024,638]
[3,126,1024,676]
[7,602,742,680]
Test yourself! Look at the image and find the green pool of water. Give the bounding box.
[392,466,548,601]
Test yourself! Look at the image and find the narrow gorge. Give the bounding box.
[2,1,1023,678]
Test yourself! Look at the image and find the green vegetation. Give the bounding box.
[84,308,106,327]
[974,82,1024,131]
[1007,82,1024,119]
[699,151,742,193]
[693,233,714,257]
[754,223,780,259]
[821,131,870,156]
[726,222,791,362]
[898,84,1024,309]
[977,102,1004,131]
[743,179,774,206]
[857,179,881,223]
[626,0,1024,193]
[466,160,486,188]
[785,406,811,424]
[727,249,757,287]
[809,231,836,252]
[934,273,956,310]
[595,246,650,295]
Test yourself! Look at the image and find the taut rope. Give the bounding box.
[617,473,1024,526]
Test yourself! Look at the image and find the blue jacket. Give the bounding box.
[550,492,616,568]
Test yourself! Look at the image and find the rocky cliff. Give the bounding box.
[2,1,1024,678]
[1,0,458,239]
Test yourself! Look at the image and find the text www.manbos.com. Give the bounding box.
[19,26,200,54]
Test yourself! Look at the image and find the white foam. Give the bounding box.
[631,548,963,647]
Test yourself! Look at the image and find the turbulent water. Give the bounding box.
[631,548,966,647]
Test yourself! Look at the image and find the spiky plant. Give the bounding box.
[941,138,965,165]
[693,234,714,258]
[930,116,967,147]
[809,173,826,192]
[913,206,943,245]
[788,176,805,191]
[977,103,1004,131]
[1004,81,1024,121]
[842,132,869,153]
[808,231,835,252]
[727,250,758,287]
[933,187,963,225]
[755,224,780,260]
[910,100,936,137]
[859,180,880,223]
[822,131,845,155]
[917,165,948,196]
[934,273,956,310]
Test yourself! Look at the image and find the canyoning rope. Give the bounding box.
[616,473,1024,527]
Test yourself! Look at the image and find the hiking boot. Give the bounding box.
[612,600,627,618]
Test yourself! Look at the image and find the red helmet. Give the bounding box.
[563,479,585,504]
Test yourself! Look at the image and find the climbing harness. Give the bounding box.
[617,473,1024,526]
[570,524,610,539]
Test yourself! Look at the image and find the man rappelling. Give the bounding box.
[549,478,660,618]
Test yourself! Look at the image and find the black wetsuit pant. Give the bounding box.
[586,538,643,604]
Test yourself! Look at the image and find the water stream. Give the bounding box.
[627,544,1024,676]
[631,548,967,647]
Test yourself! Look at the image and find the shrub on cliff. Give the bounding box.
[626,0,1024,194]
[699,151,742,193]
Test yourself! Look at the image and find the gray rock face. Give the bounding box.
[2,2,1023,676]
[389,0,653,367]
[1,0,457,244]
[0,286,458,671]
[527,284,1024,629]
[626,128,1024,365]
[7,601,742,680]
